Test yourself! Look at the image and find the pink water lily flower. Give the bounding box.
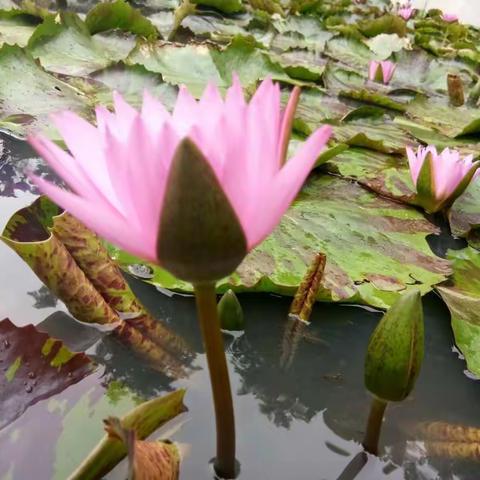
[28,77,332,283]
[368,60,396,85]
[397,1,414,20]
[442,13,458,23]
[407,146,479,213]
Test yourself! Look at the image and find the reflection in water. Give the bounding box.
[0,134,58,198]
[2,272,480,479]
[27,285,58,309]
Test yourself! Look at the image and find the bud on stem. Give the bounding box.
[447,74,465,107]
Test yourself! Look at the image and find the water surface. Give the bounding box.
[1,133,480,480]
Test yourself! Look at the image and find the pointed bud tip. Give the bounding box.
[364,289,424,402]
[218,289,244,331]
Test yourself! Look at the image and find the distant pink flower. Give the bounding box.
[397,1,414,20]
[442,13,458,23]
[407,146,479,212]
[368,60,396,85]
[28,77,332,282]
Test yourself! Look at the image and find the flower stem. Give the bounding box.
[193,282,236,479]
[362,397,388,456]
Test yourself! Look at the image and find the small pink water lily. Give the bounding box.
[397,1,414,20]
[28,77,332,282]
[368,60,396,85]
[407,146,479,213]
[442,13,458,23]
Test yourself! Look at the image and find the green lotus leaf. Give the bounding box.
[0,44,90,139]
[394,117,480,159]
[127,35,292,97]
[449,180,480,246]
[88,62,178,110]
[285,87,353,134]
[437,248,480,377]
[357,14,407,38]
[192,0,243,14]
[366,33,408,59]
[324,35,375,71]
[0,9,39,47]
[323,147,416,204]
[109,174,451,309]
[332,118,414,154]
[85,0,158,38]
[406,96,480,138]
[27,12,135,76]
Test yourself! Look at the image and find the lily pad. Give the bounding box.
[0,317,93,430]
[332,118,414,154]
[126,40,224,96]
[437,248,480,378]
[85,0,158,38]
[366,33,408,60]
[324,35,375,71]
[449,180,480,246]
[0,44,90,138]
[392,49,475,96]
[0,10,39,47]
[394,117,480,159]
[192,0,243,14]
[406,96,480,138]
[287,87,352,134]
[89,63,178,110]
[127,35,291,96]
[323,147,416,204]
[322,63,365,93]
[110,174,451,309]
[27,13,134,76]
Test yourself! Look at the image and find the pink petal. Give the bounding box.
[141,90,170,137]
[442,13,458,22]
[51,111,120,207]
[398,8,413,20]
[29,175,156,261]
[112,91,138,136]
[278,86,301,166]
[172,85,199,135]
[368,61,380,81]
[380,61,396,84]
[245,125,332,248]
[225,74,246,110]
[28,134,102,202]
[248,77,282,176]
[406,146,422,184]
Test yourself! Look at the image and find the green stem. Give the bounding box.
[194,282,236,479]
[362,397,388,456]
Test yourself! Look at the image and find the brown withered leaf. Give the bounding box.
[104,416,180,480]
[1,196,189,377]
[0,317,93,430]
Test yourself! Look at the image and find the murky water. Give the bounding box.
[1,133,480,480]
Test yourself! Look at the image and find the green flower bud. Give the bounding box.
[218,289,244,331]
[364,290,424,402]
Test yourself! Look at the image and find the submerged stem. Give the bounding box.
[362,397,388,456]
[193,282,236,479]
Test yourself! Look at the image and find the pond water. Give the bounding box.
[1,133,480,480]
